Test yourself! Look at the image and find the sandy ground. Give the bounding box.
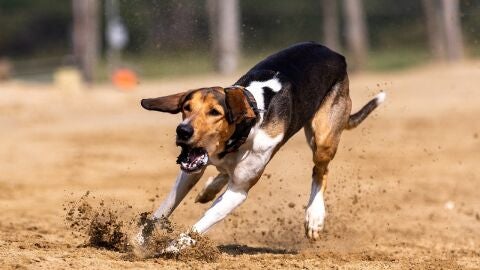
[1,62,480,269]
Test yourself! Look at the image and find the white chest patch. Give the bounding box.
[252,129,283,153]
[229,129,283,187]
[245,77,282,111]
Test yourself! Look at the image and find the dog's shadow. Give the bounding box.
[218,244,297,256]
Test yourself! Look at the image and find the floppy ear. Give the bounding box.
[140,91,189,114]
[224,87,256,124]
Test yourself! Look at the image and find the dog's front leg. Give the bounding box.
[160,177,254,254]
[152,170,204,219]
[164,130,284,252]
[136,169,204,244]
[192,130,283,234]
[192,182,249,233]
[159,163,259,253]
[195,173,229,203]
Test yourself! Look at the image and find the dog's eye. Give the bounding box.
[183,104,191,112]
[208,108,221,116]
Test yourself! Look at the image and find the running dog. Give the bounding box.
[138,42,385,251]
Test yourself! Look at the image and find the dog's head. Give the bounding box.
[141,86,256,173]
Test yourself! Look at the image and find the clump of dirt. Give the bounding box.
[131,215,175,258]
[130,213,219,262]
[164,232,220,262]
[88,207,131,251]
[134,228,220,262]
[65,192,219,262]
[65,192,132,252]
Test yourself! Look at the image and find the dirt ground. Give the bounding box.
[1,62,479,269]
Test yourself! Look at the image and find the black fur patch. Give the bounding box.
[234,42,347,140]
[262,86,276,109]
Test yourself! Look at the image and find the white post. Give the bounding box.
[72,0,99,83]
[208,0,240,74]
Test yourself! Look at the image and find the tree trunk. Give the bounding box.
[441,0,464,62]
[343,0,368,70]
[422,0,446,60]
[322,0,340,51]
[72,0,99,83]
[207,0,240,75]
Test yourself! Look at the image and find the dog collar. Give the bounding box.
[243,88,260,116]
[218,88,260,158]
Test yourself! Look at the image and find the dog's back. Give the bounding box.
[235,42,347,140]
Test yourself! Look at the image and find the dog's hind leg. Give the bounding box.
[195,173,228,203]
[304,78,351,240]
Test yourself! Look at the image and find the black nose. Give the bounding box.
[176,124,194,140]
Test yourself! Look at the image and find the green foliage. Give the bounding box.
[1,0,480,77]
[240,0,324,52]
[462,0,480,56]
[0,0,71,56]
[365,0,426,49]
[367,48,430,71]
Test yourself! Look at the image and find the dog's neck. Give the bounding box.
[218,89,259,158]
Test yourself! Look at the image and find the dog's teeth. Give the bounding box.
[179,148,208,173]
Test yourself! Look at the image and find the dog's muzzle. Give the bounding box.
[176,123,194,141]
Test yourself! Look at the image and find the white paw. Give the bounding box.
[135,230,146,246]
[304,204,326,240]
[162,233,196,254]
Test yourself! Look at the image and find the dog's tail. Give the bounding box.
[345,91,386,130]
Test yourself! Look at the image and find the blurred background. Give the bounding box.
[2,2,480,268]
[0,0,478,86]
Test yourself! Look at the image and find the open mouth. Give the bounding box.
[176,146,209,173]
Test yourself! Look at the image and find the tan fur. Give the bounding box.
[182,89,235,156]
[263,119,286,138]
[224,86,257,122]
[195,173,229,203]
[305,77,352,193]
[143,86,260,159]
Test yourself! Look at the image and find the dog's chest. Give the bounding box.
[211,75,285,173]
[211,125,284,174]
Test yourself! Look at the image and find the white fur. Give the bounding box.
[305,179,326,240]
[192,189,247,233]
[375,91,386,105]
[232,130,283,187]
[253,129,283,151]
[153,170,203,219]
[244,77,282,111]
